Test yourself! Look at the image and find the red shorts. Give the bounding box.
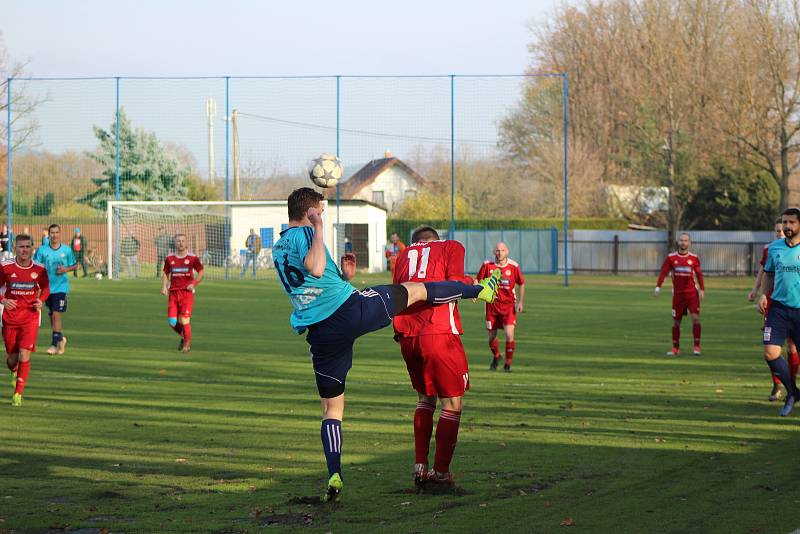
[485,305,516,330]
[400,334,470,398]
[168,290,195,318]
[672,291,700,318]
[3,323,38,354]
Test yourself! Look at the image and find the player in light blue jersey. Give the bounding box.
[33,224,77,355]
[273,187,501,502]
[759,207,800,416]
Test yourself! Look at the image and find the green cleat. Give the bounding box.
[477,268,502,304]
[322,472,343,503]
[11,392,22,407]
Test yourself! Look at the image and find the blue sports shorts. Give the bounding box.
[46,292,68,315]
[764,300,800,347]
[305,285,405,398]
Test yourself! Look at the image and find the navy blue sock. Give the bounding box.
[321,419,342,477]
[52,331,63,346]
[424,281,481,304]
[768,357,795,394]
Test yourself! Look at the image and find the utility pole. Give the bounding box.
[206,98,216,181]
[232,109,240,200]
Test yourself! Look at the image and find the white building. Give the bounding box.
[334,152,427,212]
[230,200,387,273]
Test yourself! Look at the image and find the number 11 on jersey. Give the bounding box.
[407,247,430,280]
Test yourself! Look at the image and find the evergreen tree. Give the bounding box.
[80,108,189,212]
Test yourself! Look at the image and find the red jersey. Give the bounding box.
[656,251,704,294]
[0,259,50,326]
[393,240,472,337]
[477,259,525,313]
[163,254,203,291]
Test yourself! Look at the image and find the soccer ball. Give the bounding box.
[309,153,344,188]
[95,272,103,280]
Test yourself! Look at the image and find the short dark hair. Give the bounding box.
[783,208,800,220]
[288,187,324,221]
[48,223,60,231]
[15,234,32,245]
[411,226,439,243]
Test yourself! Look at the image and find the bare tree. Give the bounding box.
[718,0,800,209]
[0,31,42,156]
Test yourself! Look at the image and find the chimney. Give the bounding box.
[384,148,393,158]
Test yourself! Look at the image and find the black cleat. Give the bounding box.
[503,364,512,373]
[490,357,500,371]
[768,384,783,402]
[413,463,428,494]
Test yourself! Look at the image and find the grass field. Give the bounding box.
[1,273,798,533]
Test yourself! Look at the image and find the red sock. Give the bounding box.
[182,323,192,344]
[15,360,30,395]
[789,351,799,381]
[672,326,680,349]
[772,371,783,385]
[433,409,461,474]
[505,341,515,366]
[413,401,435,465]
[489,338,500,358]
[692,323,701,346]
[171,322,183,336]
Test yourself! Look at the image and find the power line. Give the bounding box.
[236,112,497,146]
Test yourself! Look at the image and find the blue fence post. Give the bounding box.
[225,76,231,280]
[114,77,121,279]
[562,72,569,287]
[6,78,11,235]
[335,75,340,232]
[449,74,455,237]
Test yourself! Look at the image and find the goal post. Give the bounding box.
[106,200,288,281]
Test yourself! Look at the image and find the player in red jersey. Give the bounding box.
[1,234,49,407]
[393,226,475,492]
[655,233,705,356]
[161,233,204,353]
[748,218,798,400]
[477,242,525,372]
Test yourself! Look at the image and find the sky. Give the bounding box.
[2,0,563,176]
[3,0,558,77]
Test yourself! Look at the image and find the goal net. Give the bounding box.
[107,201,287,280]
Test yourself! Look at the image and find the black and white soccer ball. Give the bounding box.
[309,153,344,188]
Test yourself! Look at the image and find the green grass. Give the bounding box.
[1,274,798,533]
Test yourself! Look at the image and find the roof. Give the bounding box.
[328,157,427,199]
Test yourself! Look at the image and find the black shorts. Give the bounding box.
[306,285,406,398]
[46,292,68,314]
[764,300,800,347]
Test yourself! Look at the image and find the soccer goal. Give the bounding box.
[106,201,289,280]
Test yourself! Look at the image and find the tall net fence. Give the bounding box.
[2,75,567,278]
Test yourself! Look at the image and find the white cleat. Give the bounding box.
[46,345,58,355]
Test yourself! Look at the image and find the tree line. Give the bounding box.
[502,0,800,233]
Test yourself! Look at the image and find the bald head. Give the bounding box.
[494,242,509,263]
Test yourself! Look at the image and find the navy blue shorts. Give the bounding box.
[306,285,405,398]
[46,292,68,314]
[764,300,800,347]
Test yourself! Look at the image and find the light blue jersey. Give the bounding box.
[765,238,800,308]
[34,244,76,294]
[272,225,355,333]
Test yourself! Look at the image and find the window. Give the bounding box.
[372,191,385,205]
